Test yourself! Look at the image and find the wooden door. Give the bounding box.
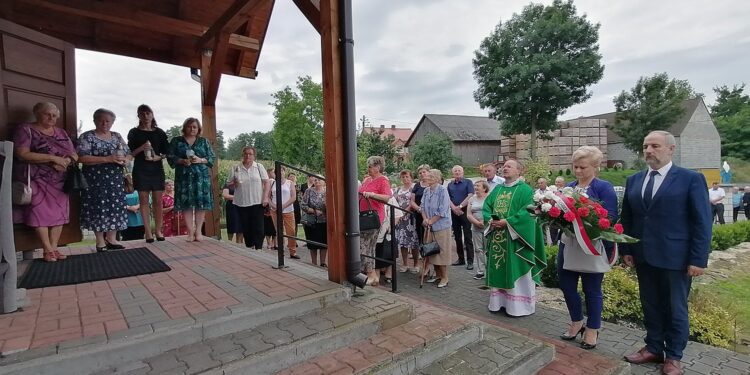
[0,18,81,251]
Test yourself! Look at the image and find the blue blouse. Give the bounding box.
[421,184,452,232]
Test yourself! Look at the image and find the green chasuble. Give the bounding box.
[483,180,547,289]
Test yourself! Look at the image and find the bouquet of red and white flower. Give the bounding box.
[529,186,638,258]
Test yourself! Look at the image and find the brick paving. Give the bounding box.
[0,237,340,357]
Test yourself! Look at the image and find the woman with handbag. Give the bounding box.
[78,108,130,252]
[420,169,453,288]
[358,156,392,286]
[13,102,78,262]
[558,146,618,350]
[301,176,327,267]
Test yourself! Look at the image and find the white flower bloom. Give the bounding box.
[562,187,575,195]
[534,192,545,202]
[548,186,558,192]
[544,190,556,200]
[541,203,553,212]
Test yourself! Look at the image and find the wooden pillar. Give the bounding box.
[320,0,346,283]
[200,51,223,238]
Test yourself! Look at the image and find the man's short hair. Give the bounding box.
[647,130,676,146]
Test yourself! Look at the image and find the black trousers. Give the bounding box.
[238,204,265,249]
[120,226,145,241]
[451,210,474,264]
[712,203,725,224]
[733,206,742,222]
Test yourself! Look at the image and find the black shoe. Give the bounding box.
[156,236,166,242]
[105,240,125,250]
[560,326,585,341]
[451,261,465,266]
[146,238,155,243]
[466,264,474,270]
[580,331,599,350]
[290,255,301,259]
[473,273,485,280]
[96,246,107,253]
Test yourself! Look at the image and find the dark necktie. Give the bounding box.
[643,170,659,208]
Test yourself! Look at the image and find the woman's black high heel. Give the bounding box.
[560,325,585,341]
[580,331,599,350]
[105,240,125,250]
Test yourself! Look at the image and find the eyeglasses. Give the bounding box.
[243,153,255,156]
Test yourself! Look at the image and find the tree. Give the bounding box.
[226,131,273,160]
[409,133,461,174]
[270,76,324,172]
[610,73,696,155]
[473,0,603,159]
[357,129,399,175]
[710,84,750,118]
[166,125,182,139]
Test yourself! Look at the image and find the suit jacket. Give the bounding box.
[620,165,712,271]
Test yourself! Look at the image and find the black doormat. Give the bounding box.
[19,247,171,289]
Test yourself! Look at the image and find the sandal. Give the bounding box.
[53,250,67,260]
[43,252,57,262]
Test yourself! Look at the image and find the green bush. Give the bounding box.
[688,289,734,349]
[602,266,643,322]
[524,157,551,190]
[565,168,571,176]
[540,245,559,288]
[711,221,750,251]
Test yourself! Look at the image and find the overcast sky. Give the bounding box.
[75,0,750,140]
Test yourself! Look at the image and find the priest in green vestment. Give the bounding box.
[483,159,547,317]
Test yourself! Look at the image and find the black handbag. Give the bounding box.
[63,163,88,193]
[420,227,441,258]
[359,197,381,231]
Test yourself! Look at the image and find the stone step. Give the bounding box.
[274,301,552,375]
[96,291,414,375]
[0,287,350,375]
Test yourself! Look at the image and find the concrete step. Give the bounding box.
[0,287,350,375]
[96,291,414,375]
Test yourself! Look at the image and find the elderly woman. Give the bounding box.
[358,156,392,285]
[484,159,547,317]
[301,176,327,266]
[127,104,169,242]
[409,164,431,273]
[394,170,419,273]
[229,147,270,249]
[558,146,618,350]
[420,169,453,288]
[13,102,78,262]
[78,108,129,251]
[167,118,214,242]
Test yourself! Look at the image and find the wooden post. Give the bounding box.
[319,0,346,283]
[200,51,223,238]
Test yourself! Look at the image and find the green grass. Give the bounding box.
[700,275,750,331]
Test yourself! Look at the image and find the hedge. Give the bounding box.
[711,221,750,251]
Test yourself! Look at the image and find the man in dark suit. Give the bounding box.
[620,131,712,375]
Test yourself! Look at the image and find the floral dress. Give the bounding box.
[167,136,214,211]
[162,194,187,237]
[77,130,128,232]
[394,186,419,249]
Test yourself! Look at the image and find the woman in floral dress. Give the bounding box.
[78,108,129,251]
[394,170,419,272]
[162,179,187,237]
[167,117,214,241]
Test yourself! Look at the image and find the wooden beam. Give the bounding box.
[320,0,346,283]
[197,0,266,48]
[17,0,260,52]
[200,53,223,239]
[293,0,321,34]
[205,33,230,106]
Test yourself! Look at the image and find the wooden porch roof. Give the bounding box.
[1,0,278,80]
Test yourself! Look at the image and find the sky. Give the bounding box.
[75,0,750,140]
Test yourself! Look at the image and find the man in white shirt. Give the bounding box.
[708,182,726,224]
[481,162,505,192]
[536,177,549,195]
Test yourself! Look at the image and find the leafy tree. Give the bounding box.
[715,106,750,160]
[270,76,324,172]
[226,131,273,160]
[166,125,182,139]
[473,0,603,159]
[409,133,460,174]
[357,129,399,175]
[710,84,750,118]
[610,73,696,155]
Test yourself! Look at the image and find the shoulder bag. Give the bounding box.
[359,197,381,231]
[419,227,441,258]
[12,164,32,205]
[63,163,88,193]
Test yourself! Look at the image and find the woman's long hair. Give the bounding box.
[137,104,158,128]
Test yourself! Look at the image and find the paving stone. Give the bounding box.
[180,351,220,374]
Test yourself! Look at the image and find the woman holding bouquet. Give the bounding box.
[558,146,619,349]
[483,159,547,317]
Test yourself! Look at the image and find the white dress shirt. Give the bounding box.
[708,187,726,204]
[229,162,269,207]
[642,161,673,199]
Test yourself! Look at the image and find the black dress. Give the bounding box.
[127,127,169,191]
[224,185,242,235]
[412,183,426,244]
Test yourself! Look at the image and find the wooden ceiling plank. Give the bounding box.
[292,0,321,34]
[17,0,259,52]
[197,0,266,48]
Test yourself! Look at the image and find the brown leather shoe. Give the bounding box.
[662,359,683,375]
[624,347,664,364]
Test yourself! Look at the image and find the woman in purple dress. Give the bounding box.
[13,102,78,262]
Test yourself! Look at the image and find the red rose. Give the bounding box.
[614,223,624,234]
[563,211,576,222]
[595,206,608,218]
[548,206,562,218]
[598,218,611,229]
[564,197,575,206]
[577,207,590,217]
[579,195,590,204]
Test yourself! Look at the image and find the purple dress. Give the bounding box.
[12,124,76,227]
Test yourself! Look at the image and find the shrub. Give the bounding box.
[688,289,734,349]
[524,157,551,190]
[565,168,571,176]
[540,245,559,288]
[711,221,750,251]
[602,266,643,322]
